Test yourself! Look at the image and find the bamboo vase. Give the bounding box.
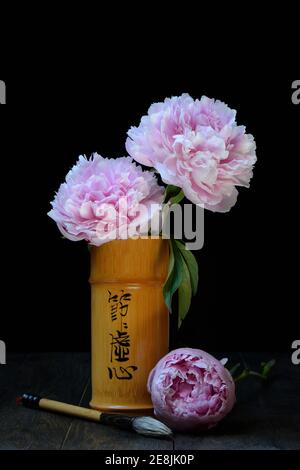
[89,238,169,413]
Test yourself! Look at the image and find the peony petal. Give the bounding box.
[148,348,236,432]
[48,154,164,245]
[126,94,256,213]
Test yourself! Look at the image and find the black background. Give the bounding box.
[1,69,299,353]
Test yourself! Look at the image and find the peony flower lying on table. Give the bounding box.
[48,154,164,246]
[126,94,257,212]
[147,348,236,432]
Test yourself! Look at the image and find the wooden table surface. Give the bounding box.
[0,352,299,450]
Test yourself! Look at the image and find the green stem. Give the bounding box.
[234,369,269,383]
[230,359,275,383]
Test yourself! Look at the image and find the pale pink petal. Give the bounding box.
[126,94,256,212]
[48,154,164,245]
[148,348,236,432]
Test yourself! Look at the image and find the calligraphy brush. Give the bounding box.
[17,393,173,438]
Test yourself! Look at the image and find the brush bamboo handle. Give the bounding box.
[20,393,102,422]
[39,398,102,422]
[19,393,137,431]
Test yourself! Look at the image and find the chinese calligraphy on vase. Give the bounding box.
[107,290,138,380]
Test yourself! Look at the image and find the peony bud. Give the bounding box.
[147,348,236,432]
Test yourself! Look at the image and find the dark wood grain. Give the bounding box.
[243,353,300,450]
[0,352,299,450]
[0,353,90,449]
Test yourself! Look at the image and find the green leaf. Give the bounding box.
[164,185,182,204]
[163,239,197,327]
[163,239,182,312]
[234,359,276,383]
[229,362,241,377]
[177,251,192,328]
[174,240,199,295]
[170,190,185,205]
[261,359,276,378]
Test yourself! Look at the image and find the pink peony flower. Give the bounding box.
[48,154,164,245]
[147,348,236,432]
[126,94,257,212]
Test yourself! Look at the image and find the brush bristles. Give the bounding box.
[132,416,173,437]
